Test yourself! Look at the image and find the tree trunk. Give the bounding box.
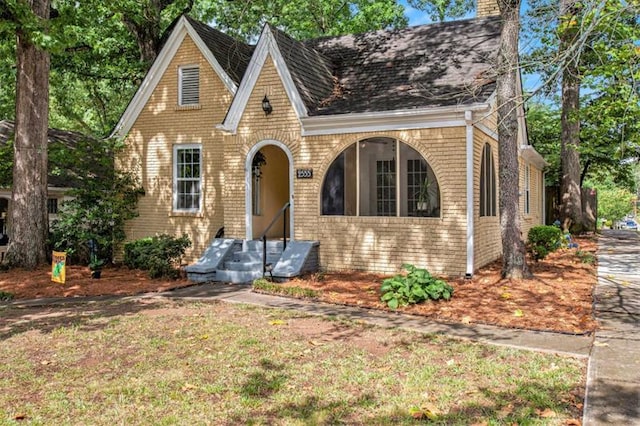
[496,0,530,279]
[559,0,583,233]
[6,0,51,269]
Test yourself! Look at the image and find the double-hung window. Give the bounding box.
[174,144,201,212]
[178,65,199,106]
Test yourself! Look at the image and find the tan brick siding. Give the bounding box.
[473,128,502,269]
[224,57,469,275]
[118,38,543,276]
[520,159,544,238]
[117,35,233,261]
[477,0,500,17]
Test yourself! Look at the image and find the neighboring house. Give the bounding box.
[113,0,546,283]
[0,120,103,241]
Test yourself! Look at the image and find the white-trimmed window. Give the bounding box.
[174,144,202,212]
[524,164,531,215]
[178,65,199,106]
[479,143,497,217]
[321,138,440,217]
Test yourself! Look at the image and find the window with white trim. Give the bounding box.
[479,143,497,217]
[321,138,440,217]
[178,65,199,106]
[174,144,201,212]
[524,164,531,215]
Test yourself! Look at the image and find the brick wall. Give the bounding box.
[473,128,502,269]
[477,0,500,17]
[222,57,469,275]
[117,35,232,260]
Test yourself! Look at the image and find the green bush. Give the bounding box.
[527,225,563,260]
[49,138,144,264]
[380,264,453,309]
[123,234,191,278]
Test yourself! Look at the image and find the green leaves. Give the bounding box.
[380,264,454,309]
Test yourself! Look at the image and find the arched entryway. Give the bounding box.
[245,140,294,241]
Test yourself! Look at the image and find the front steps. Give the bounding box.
[185,239,319,284]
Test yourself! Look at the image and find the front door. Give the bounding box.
[246,142,292,241]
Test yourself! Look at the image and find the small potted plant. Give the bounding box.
[87,239,104,279]
[89,254,104,279]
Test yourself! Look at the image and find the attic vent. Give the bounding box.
[179,66,200,106]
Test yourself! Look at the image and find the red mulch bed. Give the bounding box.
[269,235,598,334]
[0,236,598,334]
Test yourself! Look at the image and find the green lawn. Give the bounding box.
[0,300,585,425]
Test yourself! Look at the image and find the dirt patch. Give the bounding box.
[0,265,193,300]
[269,235,599,335]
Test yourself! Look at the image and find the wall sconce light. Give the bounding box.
[262,95,273,115]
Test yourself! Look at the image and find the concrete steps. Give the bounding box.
[186,238,318,284]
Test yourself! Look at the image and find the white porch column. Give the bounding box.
[465,110,474,278]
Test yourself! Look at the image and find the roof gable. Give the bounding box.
[112,16,251,138]
[221,24,330,133]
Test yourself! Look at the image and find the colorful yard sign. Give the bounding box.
[52,251,66,284]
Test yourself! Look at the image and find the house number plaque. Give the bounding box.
[296,169,313,179]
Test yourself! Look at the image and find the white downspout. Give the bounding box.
[465,110,474,278]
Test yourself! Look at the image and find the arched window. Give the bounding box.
[321,138,440,217]
[479,143,497,217]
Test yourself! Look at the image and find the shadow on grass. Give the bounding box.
[0,299,217,341]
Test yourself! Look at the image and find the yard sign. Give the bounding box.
[51,251,66,284]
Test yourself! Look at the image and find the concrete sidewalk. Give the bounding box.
[584,230,640,425]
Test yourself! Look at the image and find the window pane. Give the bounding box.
[321,145,356,215]
[401,144,439,217]
[174,146,201,211]
[359,138,395,216]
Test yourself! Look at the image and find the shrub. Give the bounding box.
[527,225,563,260]
[123,234,191,278]
[380,264,453,309]
[48,138,144,264]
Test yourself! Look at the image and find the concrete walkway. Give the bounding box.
[4,230,639,424]
[584,230,640,425]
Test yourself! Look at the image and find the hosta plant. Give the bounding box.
[380,264,454,309]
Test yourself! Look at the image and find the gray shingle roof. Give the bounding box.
[0,120,109,188]
[304,16,502,115]
[268,26,335,114]
[186,16,254,85]
[183,15,501,116]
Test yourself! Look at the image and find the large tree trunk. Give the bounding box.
[496,0,530,279]
[6,0,50,269]
[559,0,583,233]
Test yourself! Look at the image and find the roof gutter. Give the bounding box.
[300,103,491,136]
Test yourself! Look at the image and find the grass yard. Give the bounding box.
[0,299,585,425]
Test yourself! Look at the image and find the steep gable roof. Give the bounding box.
[221,15,502,133]
[111,15,253,138]
[185,16,254,85]
[305,16,502,116]
[268,26,335,115]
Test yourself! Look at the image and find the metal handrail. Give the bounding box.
[258,202,290,277]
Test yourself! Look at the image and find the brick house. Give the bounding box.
[113,1,546,283]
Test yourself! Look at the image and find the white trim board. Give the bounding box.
[111,16,237,138]
[220,25,310,134]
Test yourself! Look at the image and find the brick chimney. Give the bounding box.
[477,0,500,17]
